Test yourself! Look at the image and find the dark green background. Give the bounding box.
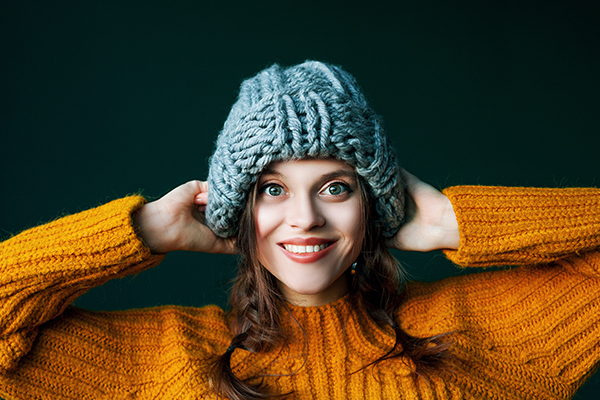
[1,1,599,397]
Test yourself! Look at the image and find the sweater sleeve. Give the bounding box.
[442,185,600,268]
[0,196,165,371]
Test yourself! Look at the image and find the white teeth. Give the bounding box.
[283,243,330,254]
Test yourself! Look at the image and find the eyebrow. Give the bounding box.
[260,168,357,183]
[320,170,357,183]
[261,167,282,178]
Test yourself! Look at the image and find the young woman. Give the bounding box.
[0,61,599,399]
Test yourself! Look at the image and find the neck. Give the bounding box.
[280,270,351,307]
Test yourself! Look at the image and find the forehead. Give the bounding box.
[260,158,355,178]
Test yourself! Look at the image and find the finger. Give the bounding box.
[195,191,208,205]
[197,181,209,193]
[175,180,205,199]
[400,169,421,191]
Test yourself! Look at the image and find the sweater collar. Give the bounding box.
[275,294,399,367]
[231,293,415,380]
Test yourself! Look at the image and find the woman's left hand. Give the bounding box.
[388,170,460,252]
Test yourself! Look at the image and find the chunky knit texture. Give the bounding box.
[207,61,403,238]
[1,186,600,399]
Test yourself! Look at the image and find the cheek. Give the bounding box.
[254,204,282,264]
[254,203,278,239]
[328,200,364,244]
[320,203,364,268]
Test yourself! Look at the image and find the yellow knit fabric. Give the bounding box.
[0,186,599,399]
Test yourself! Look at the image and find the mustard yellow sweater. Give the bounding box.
[0,186,599,399]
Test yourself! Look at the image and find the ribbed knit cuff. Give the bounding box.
[1,196,163,276]
[442,186,600,267]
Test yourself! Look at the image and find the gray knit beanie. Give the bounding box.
[206,61,404,238]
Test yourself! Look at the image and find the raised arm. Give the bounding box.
[442,185,600,267]
[0,196,162,370]
[395,177,600,397]
[391,171,600,267]
[0,181,233,371]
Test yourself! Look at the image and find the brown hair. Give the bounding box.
[208,174,451,399]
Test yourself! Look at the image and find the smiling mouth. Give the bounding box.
[280,243,332,254]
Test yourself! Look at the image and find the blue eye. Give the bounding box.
[325,183,349,196]
[263,184,284,196]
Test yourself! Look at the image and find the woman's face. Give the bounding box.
[255,158,364,306]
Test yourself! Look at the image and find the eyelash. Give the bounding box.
[260,183,285,197]
[323,181,352,196]
[259,181,352,197]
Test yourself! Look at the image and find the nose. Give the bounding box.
[286,193,325,230]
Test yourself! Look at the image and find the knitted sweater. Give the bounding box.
[0,186,599,399]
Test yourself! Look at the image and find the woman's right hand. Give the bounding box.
[133,181,236,254]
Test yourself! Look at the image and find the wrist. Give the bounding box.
[133,201,175,253]
[437,196,460,250]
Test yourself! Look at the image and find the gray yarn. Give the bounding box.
[207,61,404,238]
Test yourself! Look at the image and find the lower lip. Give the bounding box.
[279,243,335,264]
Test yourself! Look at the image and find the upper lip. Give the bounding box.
[278,237,334,246]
